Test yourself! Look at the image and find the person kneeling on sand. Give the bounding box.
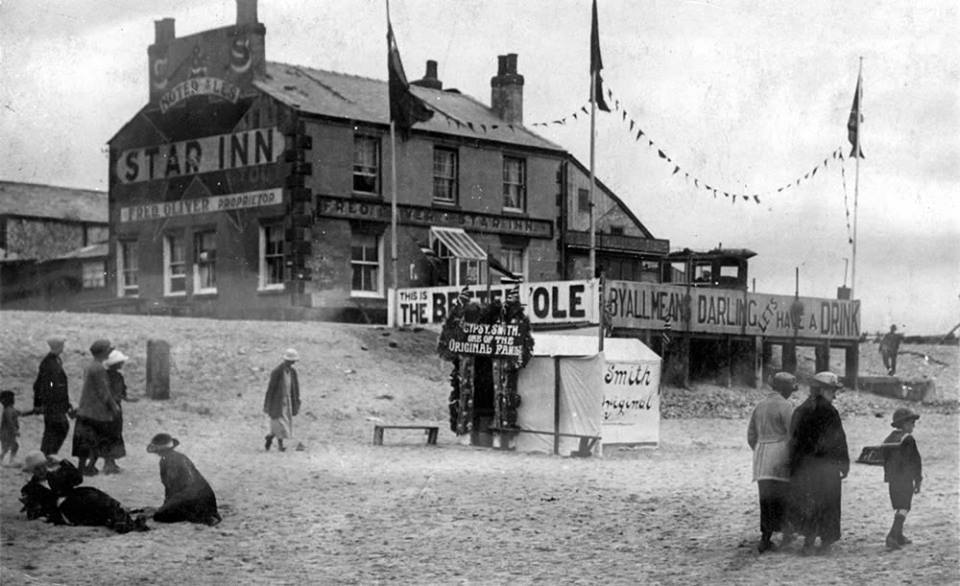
[144,433,221,526]
[19,451,148,534]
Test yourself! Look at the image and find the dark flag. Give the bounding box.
[487,253,520,280]
[388,21,433,139]
[590,0,611,112]
[847,74,864,158]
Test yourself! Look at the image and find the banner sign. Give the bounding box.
[601,359,662,445]
[317,196,553,239]
[605,280,861,340]
[391,279,598,327]
[443,322,526,357]
[160,76,240,113]
[116,127,284,184]
[119,188,281,223]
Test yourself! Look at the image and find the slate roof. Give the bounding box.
[256,62,563,153]
[0,181,107,223]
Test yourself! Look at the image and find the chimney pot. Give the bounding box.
[426,60,438,79]
[505,53,518,74]
[497,55,508,75]
[412,59,443,90]
[155,18,176,43]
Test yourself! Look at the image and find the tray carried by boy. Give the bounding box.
[856,445,885,466]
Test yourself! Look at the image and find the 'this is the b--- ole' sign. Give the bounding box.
[115,127,284,184]
[390,279,599,327]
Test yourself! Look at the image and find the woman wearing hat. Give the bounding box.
[747,372,798,552]
[881,408,922,549]
[71,339,120,476]
[145,433,221,526]
[788,371,850,555]
[32,337,74,456]
[263,348,302,452]
[100,349,131,475]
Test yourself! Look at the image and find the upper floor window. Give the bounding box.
[82,261,106,289]
[578,188,590,212]
[433,147,458,204]
[351,233,382,296]
[259,223,285,291]
[353,135,380,194]
[117,240,139,297]
[193,230,217,294]
[502,156,526,211]
[163,234,186,296]
[609,225,624,236]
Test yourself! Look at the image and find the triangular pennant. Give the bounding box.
[811,167,818,177]
[581,106,589,115]
[648,140,654,147]
[753,195,760,203]
[672,165,680,175]
[467,122,475,132]
[636,129,644,139]
[629,120,635,132]
[572,112,579,120]
[622,110,627,121]
[657,149,667,159]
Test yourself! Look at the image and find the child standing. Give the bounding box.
[1,390,34,466]
[882,407,923,550]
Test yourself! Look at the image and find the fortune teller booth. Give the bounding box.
[440,305,662,456]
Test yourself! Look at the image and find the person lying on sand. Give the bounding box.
[19,451,148,534]
[143,433,222,526]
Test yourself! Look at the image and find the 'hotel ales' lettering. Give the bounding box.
[116,128,283,184]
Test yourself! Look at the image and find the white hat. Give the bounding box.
[811,371,843,389]
[104,349,130,367]
[282,348,300,362]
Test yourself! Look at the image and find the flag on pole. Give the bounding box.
[487,253,520,280]
[847,74,864,158]
[388,20,433,139]
[590,0,611,112]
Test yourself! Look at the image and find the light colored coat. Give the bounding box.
[747,392,794,482]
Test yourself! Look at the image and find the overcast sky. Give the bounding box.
[2,0,957,334]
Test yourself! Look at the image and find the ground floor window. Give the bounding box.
[163,234,186,296]
[499,246,526,282]
[117,240,139,296]
[81,261,106,288]
[193,230,217,294]
[351,233,382,296]
[259,223,285,290]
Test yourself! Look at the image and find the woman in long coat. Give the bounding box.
[789,371,849,555]
[146,433,221,525]
[263,348,301,452]
[747,371,797,552]
[72,339,119,476]
[101,349,130,474]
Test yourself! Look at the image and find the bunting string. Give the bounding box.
[421,85,852,216]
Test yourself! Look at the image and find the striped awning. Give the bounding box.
[429,227,486,261]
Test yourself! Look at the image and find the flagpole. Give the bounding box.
[589,72,597,280]
[390,120,399,327]
[851,57,862,299]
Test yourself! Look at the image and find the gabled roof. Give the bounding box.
[0,181,107,223]
[256,62,563,153]
[565,155,656,239]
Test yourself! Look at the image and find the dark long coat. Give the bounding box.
[789,395,850,543]
[34,352,72,455]
[154,450,221,525]
[263,363,300,419]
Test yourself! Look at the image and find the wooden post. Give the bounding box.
[815,343,830,373]
[845,344,859,390]
[782,342,797,374]
[724,337,733,388]
[146,339,170,400]
[754,336,764,389]
[553,357,561,456]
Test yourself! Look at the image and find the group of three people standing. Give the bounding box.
[34,337,132,475]
[748,370,923,555]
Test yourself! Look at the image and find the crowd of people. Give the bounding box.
[3,337,228,532]
[747,370,923,555]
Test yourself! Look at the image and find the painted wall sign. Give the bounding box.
[390,280,598,326]
[317,196,553,239]
[119,188,282,223]
[116,127,284,184]
[159,76,241,113]
[605,280,861,341]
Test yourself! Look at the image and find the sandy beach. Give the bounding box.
[1,311,957,585]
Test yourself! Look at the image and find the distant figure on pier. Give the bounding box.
[879,325,903,375]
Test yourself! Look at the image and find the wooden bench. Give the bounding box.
[488,427,601,457]
[372,424,439,446]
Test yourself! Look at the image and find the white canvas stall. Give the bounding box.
[512,333,662,455]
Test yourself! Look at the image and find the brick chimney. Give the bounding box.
[237,0,257,25]
[154,18,175,43]
[412,60,443,90]
[490,53,524,124]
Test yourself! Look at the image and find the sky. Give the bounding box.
[1,0,958,335]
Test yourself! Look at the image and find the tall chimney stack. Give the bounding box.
[490,53,524,124]
[412,60,443,90]
[237,0,258,25]
[154,18,175,43]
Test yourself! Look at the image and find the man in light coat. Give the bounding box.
[263,348,302,452]
[747,371,798,552]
